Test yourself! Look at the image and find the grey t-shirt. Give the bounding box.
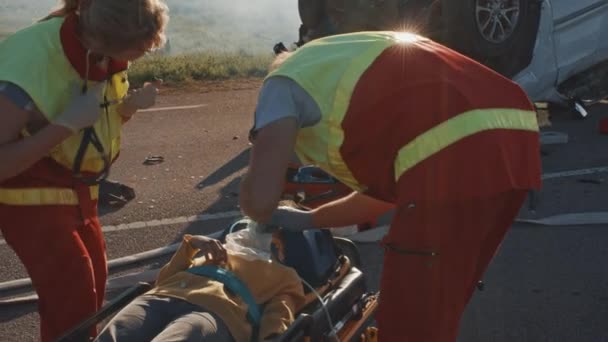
[0,81,35,110]
[251,76,321,137]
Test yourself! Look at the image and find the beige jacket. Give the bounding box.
[147,235,306,342]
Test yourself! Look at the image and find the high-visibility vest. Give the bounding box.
[267,31,541,202]
[0,16,128,206]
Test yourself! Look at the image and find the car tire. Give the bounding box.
[298,0,326,30]
[440,0,542,77]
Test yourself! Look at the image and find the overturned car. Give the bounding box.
[292,0,608,111]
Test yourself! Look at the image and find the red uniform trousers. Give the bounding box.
[376,189,528,341]
[0,184,107,342]
[333,38,541,341]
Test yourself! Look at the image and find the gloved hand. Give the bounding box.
[267,206,315,232]
[53,82,105,133]
[123,80,161,110]
[186,234,227,265]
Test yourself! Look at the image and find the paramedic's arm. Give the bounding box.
[0,95,71,182]
[311,191,395,227]
[155,235,199,285]
[0,83,103,182]
[269,192,394,231]
[258,274,305,340]
[239,117,298,223]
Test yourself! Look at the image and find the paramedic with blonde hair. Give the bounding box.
[0,0,168,340]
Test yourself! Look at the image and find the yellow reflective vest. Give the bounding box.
[0,17,128,205]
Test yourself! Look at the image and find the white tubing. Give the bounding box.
[0,230,224,296]
[0,269,162,307]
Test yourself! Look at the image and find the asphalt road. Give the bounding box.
[1,84,607,342]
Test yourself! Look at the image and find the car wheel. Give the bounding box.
[441,0,541,77]
[298,0,326,30]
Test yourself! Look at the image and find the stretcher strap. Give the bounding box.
[186,265,262,341]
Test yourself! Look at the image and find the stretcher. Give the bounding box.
[282,163,376,232]
[57,219,380,342]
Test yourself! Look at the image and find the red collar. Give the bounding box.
[59,14,128,81]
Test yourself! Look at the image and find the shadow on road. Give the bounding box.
[176,176,244,244]
[0,302,36,323]
[195,149,250,191]
[162,148,251,244]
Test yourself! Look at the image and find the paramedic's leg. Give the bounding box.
[376,200,443,341]
[0,205,100,342]
[80,216,107,313]
[96,295,180,342]
[76,192,108,313]
[465,190,528,304]
[152,304,234,342]
[376,191,527,341]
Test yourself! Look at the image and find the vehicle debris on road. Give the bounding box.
[143,155,165,165]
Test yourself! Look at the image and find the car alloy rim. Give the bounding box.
[475,0,521,43]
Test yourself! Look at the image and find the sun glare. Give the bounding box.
[394,31,422,43]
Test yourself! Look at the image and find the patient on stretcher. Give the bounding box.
[96,225,308,342]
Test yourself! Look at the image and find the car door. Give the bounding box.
[551,0,608,83]
[593,1,608,66]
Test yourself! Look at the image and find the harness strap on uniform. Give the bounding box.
[72,127,110,185]
[187,265,262,341]
[72,127,91,176]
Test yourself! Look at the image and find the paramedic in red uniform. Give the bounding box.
[239,31,541,341]
[0,0,168,340]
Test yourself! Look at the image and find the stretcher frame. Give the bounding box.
[57,232,379,342]
[58,164,380,341]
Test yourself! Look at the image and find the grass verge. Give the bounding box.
[128,52,273,87]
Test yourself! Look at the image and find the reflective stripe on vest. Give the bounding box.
[394,108,539,181]
[0,186,99,206]
[268,32,419,192]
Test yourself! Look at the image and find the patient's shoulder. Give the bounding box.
[229,255,301,285]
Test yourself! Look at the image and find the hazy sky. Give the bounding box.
[0,0,302,53]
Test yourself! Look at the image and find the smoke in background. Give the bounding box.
[165,0,300,54]
[0,0,301,54]
[0,0,57,39]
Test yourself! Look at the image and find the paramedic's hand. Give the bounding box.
[53,83,104,133]
[188,235,228,265]
[124,80,161,111]
[268,206,315,232]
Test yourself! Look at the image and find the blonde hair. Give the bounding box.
[44,0,79,18]
[269,51,294,72]
[43,0,169,53]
